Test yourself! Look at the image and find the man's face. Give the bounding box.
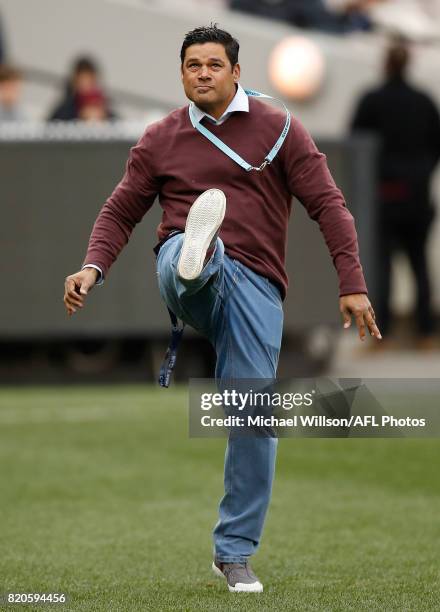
[181,42,240,110]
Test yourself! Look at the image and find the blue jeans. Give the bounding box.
[156,234,283,562]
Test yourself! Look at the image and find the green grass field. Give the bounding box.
[0,386,439,611]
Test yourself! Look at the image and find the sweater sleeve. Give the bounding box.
[282,117,368,296]
[82,128,160,279]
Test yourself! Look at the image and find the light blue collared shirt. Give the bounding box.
[84,84,249,283]
[189,82,249,126]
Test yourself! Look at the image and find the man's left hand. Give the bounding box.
[339,294,382,342]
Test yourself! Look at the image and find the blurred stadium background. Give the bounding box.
[1,0,440,382]
[0,1,439,609]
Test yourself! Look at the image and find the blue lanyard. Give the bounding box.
[188,88,291,172]
[158,306,184,388]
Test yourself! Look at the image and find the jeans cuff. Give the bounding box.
[215,555,249,563]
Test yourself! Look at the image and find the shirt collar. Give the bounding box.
[190,83,249,125]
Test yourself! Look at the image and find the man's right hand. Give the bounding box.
[64,268,99,316]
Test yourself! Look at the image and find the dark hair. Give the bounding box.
[180,24,239,68]
[0,64,22,83]
[72,56,99,76]
[385,40,410,80]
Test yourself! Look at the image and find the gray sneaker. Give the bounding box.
[212,559,263,593]
[177,188,226,281]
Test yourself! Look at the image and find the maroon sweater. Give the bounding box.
[84,98,367,299]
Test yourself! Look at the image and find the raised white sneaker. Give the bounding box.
[212,559,264,593]
[177,188,226,281]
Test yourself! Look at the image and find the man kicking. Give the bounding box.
[64,24,381,592]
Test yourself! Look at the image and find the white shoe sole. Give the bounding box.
[177,189,226,281]
[211,562,264,593]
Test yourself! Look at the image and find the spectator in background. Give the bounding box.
[0,65,26,121]
[351,40,440,348]
[324,0,377,31]
[229,0,373,33]
[49,56,116,121]
[76,88,109,122]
